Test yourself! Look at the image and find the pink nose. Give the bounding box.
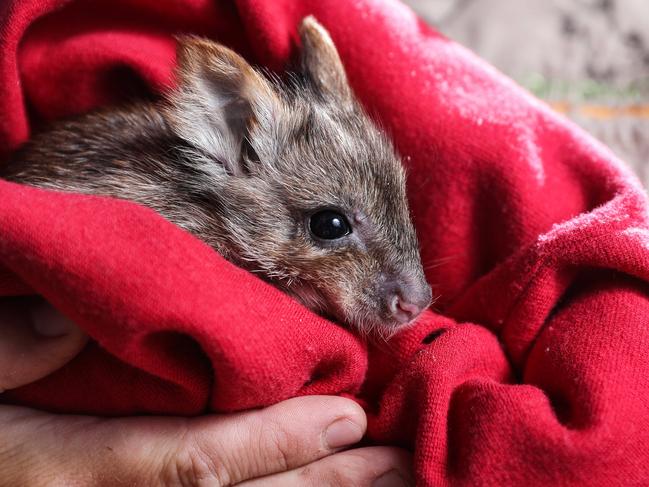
[387,283,432,324]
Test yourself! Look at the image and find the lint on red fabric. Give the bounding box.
[1,0,648,485]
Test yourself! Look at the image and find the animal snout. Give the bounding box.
[384,278,432,324]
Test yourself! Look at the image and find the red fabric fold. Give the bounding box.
[1,0,648,485]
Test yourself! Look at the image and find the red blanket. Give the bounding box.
[2,0,649,485]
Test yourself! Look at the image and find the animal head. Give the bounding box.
[165,17,432,335]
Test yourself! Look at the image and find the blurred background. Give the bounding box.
[404,0,649,187]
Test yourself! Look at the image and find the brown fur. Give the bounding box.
[1,17,431,335]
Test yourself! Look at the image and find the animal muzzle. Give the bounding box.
[381,274,432,325]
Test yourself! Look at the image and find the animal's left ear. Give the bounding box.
[299,16,353,104]
[166,36,280,176]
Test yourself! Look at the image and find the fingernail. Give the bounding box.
[372,469,409,487]
[324,417,364,449]
[30,301,75,337]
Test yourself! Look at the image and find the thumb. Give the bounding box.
[1,396,367,486]
[0,296,88,391]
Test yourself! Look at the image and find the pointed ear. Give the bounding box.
[299,16,353,103]
[167,36,279,176]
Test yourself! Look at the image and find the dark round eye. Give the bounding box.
[309,210,351,240]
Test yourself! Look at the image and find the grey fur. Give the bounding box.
[1,17,431,335]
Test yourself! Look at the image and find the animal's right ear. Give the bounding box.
[166,36,279,176]
[299,16,353,104]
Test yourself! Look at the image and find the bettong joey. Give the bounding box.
[2,17,432,335]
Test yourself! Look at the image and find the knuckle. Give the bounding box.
[298,454,373,487]
[155,414,305,487]
[326,469,359,487]
[159,439,230,487]
[257,419,295,473]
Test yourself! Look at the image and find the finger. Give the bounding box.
[238,446,414,487]
[156,395,367,485]
[0,395,367,486]
[0,296,87,391]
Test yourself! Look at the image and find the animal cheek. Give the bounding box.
[311,255,360,295]
[336,258,382,304]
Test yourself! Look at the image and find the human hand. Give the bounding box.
[0,296,88,392]
[0,297,413,486]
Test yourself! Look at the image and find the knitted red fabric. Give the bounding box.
[2,1,649,485]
